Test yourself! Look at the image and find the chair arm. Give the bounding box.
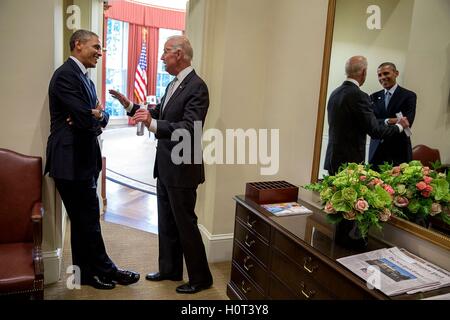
[31,202,44,279]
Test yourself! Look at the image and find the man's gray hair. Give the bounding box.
[168,35,193,62]
[345,56,368,77]
[70,29,99,51]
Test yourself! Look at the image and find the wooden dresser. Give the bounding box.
[227,192,450,300]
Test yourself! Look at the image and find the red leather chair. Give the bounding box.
[0,148,44,299]
[412,144,441,168]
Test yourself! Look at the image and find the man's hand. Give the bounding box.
[91,100,103,120]
[398,117,410,129]
[387,118,398,125]
[132,108,152,128]
[109,89,131,108]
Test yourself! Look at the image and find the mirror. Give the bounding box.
[311,0,450,249]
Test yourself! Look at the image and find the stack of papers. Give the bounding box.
[337,247,450,296]
[261,202,313,216]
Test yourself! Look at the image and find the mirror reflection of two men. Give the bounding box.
[324,56,416,175]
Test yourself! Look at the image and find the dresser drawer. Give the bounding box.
[234,220,270,266]
[271,248,334,300]
[272,229,374,299]
[233,242,269,291]
[230,265,265,300]
[235,203,270,242]
[268,275,298,299]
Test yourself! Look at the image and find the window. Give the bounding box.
[155,28,182,101]
[105,19,129,117]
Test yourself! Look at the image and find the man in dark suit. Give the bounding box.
[324,56,410,175]
[45,29,139,290]
[369,62,417,169]
[110,35,212,294]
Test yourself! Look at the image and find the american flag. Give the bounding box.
[134,41,147,103]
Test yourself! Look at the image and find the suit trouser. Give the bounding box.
[157,179,213,285]
[54,177,116,280]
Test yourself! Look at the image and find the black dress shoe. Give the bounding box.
[109,269,140,285]
[175,282,212,294]
[145,272,183,282]
[82,275,116,290]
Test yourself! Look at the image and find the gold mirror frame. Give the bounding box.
[310,0,450,250]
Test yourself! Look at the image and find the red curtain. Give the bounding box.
[147,27,159,97]
[103,0,183,123]
[105,0,185,30]
[126,25,159,124]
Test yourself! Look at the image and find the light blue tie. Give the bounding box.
[385,91,391,110]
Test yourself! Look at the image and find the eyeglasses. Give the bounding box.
[162,47,180,55]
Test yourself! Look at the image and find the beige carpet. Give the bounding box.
[44,220,230,300]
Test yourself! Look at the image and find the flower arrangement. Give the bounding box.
[378,161,450,227]
[303,161,450,239]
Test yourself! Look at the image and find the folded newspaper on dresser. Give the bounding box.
[337,247,450,296]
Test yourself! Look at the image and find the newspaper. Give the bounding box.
[337,247,450,296]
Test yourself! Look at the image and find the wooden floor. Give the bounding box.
[103,180,158,234]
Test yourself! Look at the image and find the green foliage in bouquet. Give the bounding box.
[304,163,399,238]
[378,161,450,226]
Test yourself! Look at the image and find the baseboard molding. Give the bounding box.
[198,224,233,263]
[43,249,62,285]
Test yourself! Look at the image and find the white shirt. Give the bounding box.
[127,66,194,133]
[346,78,360,87]
[70,56,88,75]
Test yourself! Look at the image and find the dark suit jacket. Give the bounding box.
[324,81,401,174]
[129,70,209,188]
[368,86,417,166]
[45,58,108,180]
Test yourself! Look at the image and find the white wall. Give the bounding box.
[187,0,329,260]
[0,0,63,284]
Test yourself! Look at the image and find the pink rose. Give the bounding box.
[421,190,431,198]
[368,178,383,187]
[422,167,431,176]
[383,184,395,195]
[423,176,433,184]
[359,176,367,181]
[354,199,369,213]
[379,208,392,222]
[324,202,336,214]
[343,210,357,220]
[430,203,442,216]
[425,185,433,192]
[416,181,427,191]
[393,196,409,208]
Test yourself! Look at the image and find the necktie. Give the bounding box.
[162,77,178,113]
[384,91,391,110]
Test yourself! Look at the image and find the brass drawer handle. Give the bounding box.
[246,215,257,229]
[241,280,252,294]
[300,282,316,299]
[303,256,318,273]
[244,234,255,248]
[243,256,254,271]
